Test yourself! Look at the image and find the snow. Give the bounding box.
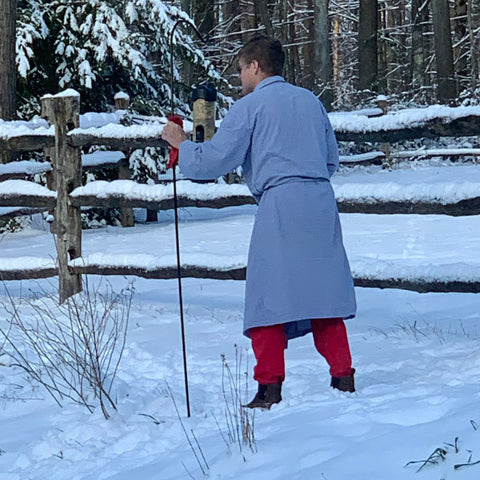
[1,205,480,480]
[0,153,123,178]
[0,118,53,139]
[53,88,80,98]
[333,163,480,204]
[4,162,478,207]
[114,92,130,101]
[81,151,125,168]
[0,109,123,140]
[329,104,480,133]
[394,148,480,158]
[1,104,479,140]
[0,180,56,197]
[3,204,480,284]
[0,256,56,271]
[0,207,25,216]
[70,179,250,201]
[335,106,384,117]
[339,151,385,163]
[69,117,194,138]
[79,111,124,129]
[69,123,166,139]
[69,252,247,271]
[0,160,51,176]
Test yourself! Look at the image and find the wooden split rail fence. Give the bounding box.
[1,92,480,300]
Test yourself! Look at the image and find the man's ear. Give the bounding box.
[251,59,260,74]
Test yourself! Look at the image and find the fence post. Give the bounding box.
[376,95,392,168]
[41,95,57,211]
[45,91,83,302]
[115,92,134,227]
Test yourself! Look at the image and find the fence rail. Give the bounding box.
[3,112,480,153]
[333,114,480,143]
[2,183,480,216]
[2,264,479,294]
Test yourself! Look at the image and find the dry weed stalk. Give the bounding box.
[0,279,133,419]
[221,346,257,459]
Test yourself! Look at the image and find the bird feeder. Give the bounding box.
[192,83,217,142]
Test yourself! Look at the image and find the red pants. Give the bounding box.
[250,318,353,384]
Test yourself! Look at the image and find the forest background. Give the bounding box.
[1,0,480,124]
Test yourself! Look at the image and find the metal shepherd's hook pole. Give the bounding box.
[169,19,206,418]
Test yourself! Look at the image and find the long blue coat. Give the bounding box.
[179,76,356,339]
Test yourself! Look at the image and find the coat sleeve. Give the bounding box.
[178,101,253,180]
[325,111,340,178]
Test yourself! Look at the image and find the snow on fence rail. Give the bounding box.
[2,255,480,294]
[3,170,480,216]
[1,91,480,299]
[330,104,480,143]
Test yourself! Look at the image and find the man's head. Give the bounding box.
[237,36,285,95]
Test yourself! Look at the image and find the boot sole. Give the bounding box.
[243,400,280,410]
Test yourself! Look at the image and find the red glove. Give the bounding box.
[166,115,184,169]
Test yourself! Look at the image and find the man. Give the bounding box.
[162,36,356,410]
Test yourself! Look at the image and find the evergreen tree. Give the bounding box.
[15,0,224,116]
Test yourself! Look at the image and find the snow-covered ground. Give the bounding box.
[1,199,480,480]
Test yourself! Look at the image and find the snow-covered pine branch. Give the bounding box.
[15,0,227,116]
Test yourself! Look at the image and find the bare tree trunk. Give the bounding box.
[281,0,299,85]
[411,0,430,90]
[377,0,387,92]
[452,0,468,81]
[467,0,479,91]
[358,0,378,91]
[279,0,293,82]
[181,0,191,15]
[0,0,16,122]
[194,0,215,35]
[0,0,16,163]
[221,0,240,36]
[390,0,407,93]
[179,1,214,99]
[431,0,457,102]
[255,0,273,36]
[332,11,341,95]
[303,0,316,90]
[313,0,334,108]
[377,0,406,92]
[289,15,302,86]
[240,0,256,42]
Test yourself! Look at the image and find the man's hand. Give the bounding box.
[162,120,187,149]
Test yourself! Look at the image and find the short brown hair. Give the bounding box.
[237,36,285,76]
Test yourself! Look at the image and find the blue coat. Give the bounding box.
[179,76,356,339]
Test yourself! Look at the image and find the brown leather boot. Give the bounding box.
[330,369,355,393]
[245,383,282,409]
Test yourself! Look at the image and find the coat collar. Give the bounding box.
[255,75,286,91]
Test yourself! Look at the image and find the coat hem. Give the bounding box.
[243,310,356,339]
